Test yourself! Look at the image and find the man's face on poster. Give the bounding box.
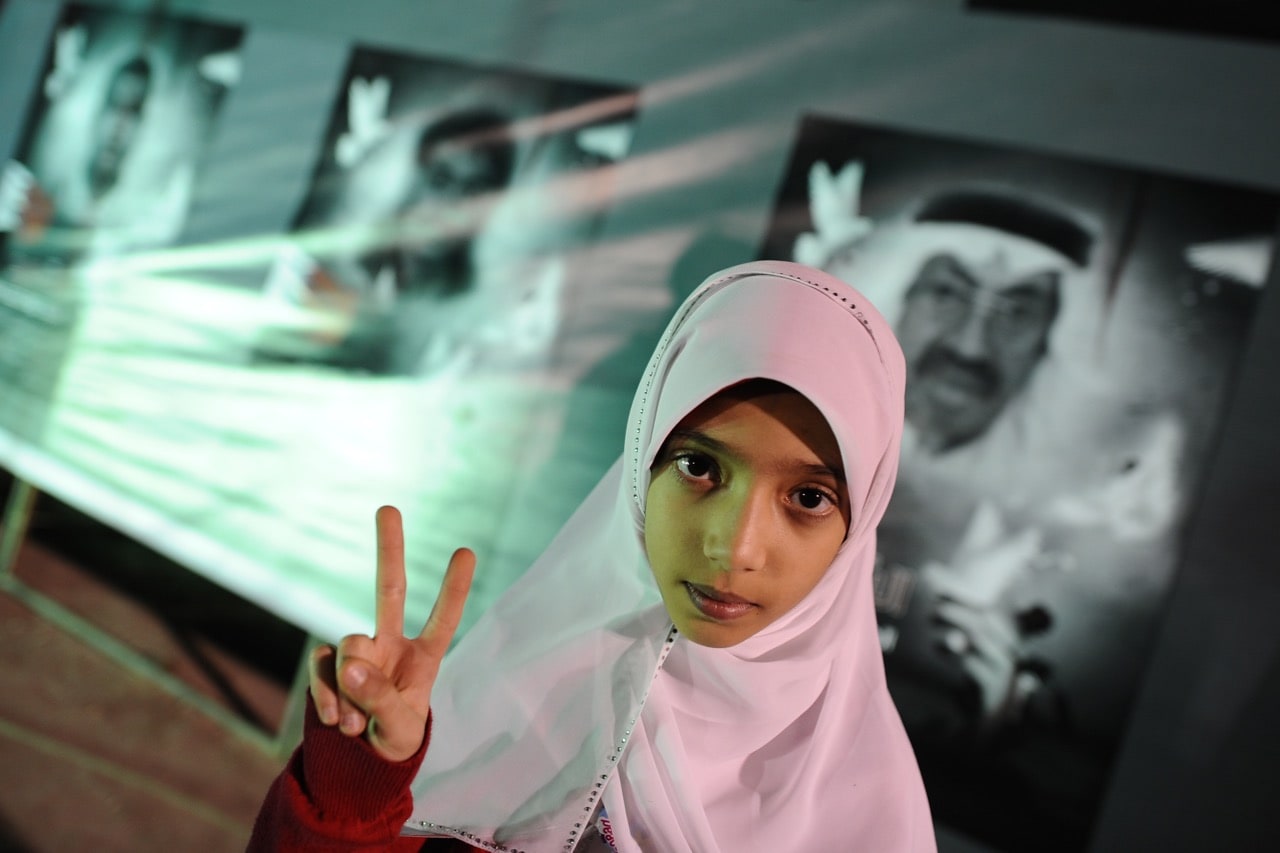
[896,246,1062,451]
[88,58,152,199]
[392,116,514,287]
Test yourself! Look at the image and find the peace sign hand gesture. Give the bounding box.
[310,506,476,763]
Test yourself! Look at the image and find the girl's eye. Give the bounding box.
[792,487,838,515]
[674,452,717,482]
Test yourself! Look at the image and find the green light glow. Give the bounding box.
[16,264,566,640]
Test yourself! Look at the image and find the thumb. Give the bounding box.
[339,660,427,763]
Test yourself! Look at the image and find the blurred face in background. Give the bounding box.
[391,111,514,292]
[896,239,1062,452]
[88,58,152,199]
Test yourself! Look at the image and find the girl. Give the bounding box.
[250,260,936,852]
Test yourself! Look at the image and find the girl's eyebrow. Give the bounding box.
[665,428,728,455]
[665,428,846,485]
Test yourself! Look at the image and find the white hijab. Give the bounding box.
[407,260,935,852]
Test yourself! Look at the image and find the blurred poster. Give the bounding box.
[1,4,243,268]
[2,40,639,648]
[253,46,637,377]
[761,115,1277,851]
[0,4,243,446]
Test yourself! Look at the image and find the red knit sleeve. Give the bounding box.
[247,694,436,852]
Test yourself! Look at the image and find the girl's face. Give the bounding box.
[645,385,850,648]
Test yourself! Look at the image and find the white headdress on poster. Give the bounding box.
[795,160,1187,542]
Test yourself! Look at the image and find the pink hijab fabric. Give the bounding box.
[407,261,935,852]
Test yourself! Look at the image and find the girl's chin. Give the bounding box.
[674,615,761,649]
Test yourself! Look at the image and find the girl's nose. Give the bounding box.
[703,486,770,573]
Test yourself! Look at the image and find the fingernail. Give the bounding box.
[320,706,337,725]
[346,665,366,687]
[342,714,362,734]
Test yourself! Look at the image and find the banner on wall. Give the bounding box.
[0,16,640,645]
[0,3,244,446]
[761,115,1277,852]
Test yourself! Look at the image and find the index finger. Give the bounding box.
[375,505,406,637]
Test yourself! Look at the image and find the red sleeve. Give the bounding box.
[247,695,467,852]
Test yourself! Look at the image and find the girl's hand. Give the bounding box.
[309,506,475,763]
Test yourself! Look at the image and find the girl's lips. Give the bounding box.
[685,582,757,621]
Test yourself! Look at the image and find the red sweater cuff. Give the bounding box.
[297,693,432,827]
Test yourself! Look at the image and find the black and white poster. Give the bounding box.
[0,3,243,447]
[761,115,1277,851]
[0,29,642,646]
[1,3,243,268]
[253,46,638,377]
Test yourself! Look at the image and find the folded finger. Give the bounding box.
[335,676,370,736]
[339,659,427,763]
[334,635,378,735]
[308,644,341,726]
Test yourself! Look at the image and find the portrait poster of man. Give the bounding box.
[760,115,1277,852]
[254,46,638,378]
[0,3,243,449]
[1,3,244,269]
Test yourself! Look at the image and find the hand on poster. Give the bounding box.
[0,161,53,239]
[336,76,392,168]
[1045,413,1185,541]
[310,507,476,763]
[263,245,364,345]
[471,258,564,360]
[793,160,874,269]
[924,501,1057,723]
[300,265,363,344]
[0,162,33,232]
[263,244,317,303]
